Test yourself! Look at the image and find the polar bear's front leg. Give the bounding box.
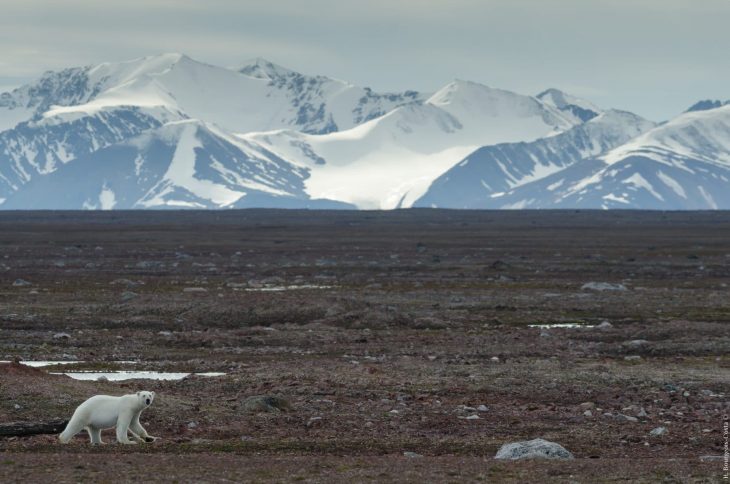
[131,412,158,442]
[116,411,137,445]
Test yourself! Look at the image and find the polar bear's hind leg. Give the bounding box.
[59,414,86,444]
[88,426,104,445]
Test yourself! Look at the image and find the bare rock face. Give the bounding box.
[495,438,574,460]
[240,395,292,413]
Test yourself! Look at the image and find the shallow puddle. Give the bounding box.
[0,361,225,380]
[50,371,226,381]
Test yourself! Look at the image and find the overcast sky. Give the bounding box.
[1,0,728,120]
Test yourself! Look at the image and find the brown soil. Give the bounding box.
[0,210,728,483]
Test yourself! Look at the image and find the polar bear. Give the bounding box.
[59,391,158,444]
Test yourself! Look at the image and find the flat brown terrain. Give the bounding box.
[0,209,728,483]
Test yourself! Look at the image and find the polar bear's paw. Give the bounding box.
[144,436,158,443]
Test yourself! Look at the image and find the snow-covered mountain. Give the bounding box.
[243,81,580,209]
[2,119,352,209]
[415,109,656,208]
[482,104,730,209]
[1,53,728,210]
[0,54,423,135]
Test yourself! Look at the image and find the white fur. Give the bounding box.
[59,391,157,444]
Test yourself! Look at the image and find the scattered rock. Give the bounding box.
[624,355,642,362]
[187,422,198,429]
[597,321,613,330]
[120,291,138,302]
[495,438,574,460]
[583,410,593,417]
[616,414,639,423]
[239,395,292,413]
[12,279,31,287]
[13,404,21,410]
[110,278,140,287]
[403,451,423,458]
[306,417,323,428]
[637,408,648,418]
[623,339,649,348]
[649,426,668,437]
[581,282,627,292]
[96,375,109,382]
[477,405,488,412]
[491,260,510,271]
[464,414,480,420]
[183,287,208,293]
[699,455,723,462]
[579,402,595,411]
[53,332,72,340]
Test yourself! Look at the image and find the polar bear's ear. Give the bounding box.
[151,391,155,396]
[137,391,141,396]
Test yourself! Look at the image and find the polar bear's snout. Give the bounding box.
[146,398,151,405]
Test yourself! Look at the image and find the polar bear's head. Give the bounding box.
[137,391,155,408]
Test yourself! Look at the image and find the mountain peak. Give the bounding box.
[685,99,729,113]
[536,88,601,122]
[239,57,297,80]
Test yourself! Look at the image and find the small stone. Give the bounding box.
[96,375,109,382]
[465,414,480,420]
[120,291,138,302]
[388,409,399,415]
[183,287,207,293]
[597,321,613,330]
[403,451,423,458]
[581,282,627,292]
[649,426,667,437]
[363,421,374,428]
[12,279,32,287]
[539,329,551,338]
[158,331,172,336]
[682,391,690,397]
[490,356,500,363]
[579,402,595,410]
[637,408,648,418]
[616,414,639,423]
[306,417,323,428]
[699,455,723,462]
[187,422,198,429]
[477,405,488,412]
[53,332,72,340]
[583,410,593,417]
[624,355,642,361]
[13,404,21,410]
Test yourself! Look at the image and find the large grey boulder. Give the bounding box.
[495,438,574,460]
[240,395,292,413]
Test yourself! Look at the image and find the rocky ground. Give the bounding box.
[0,210,728,483]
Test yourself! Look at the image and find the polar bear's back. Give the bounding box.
[75,394,133,429]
